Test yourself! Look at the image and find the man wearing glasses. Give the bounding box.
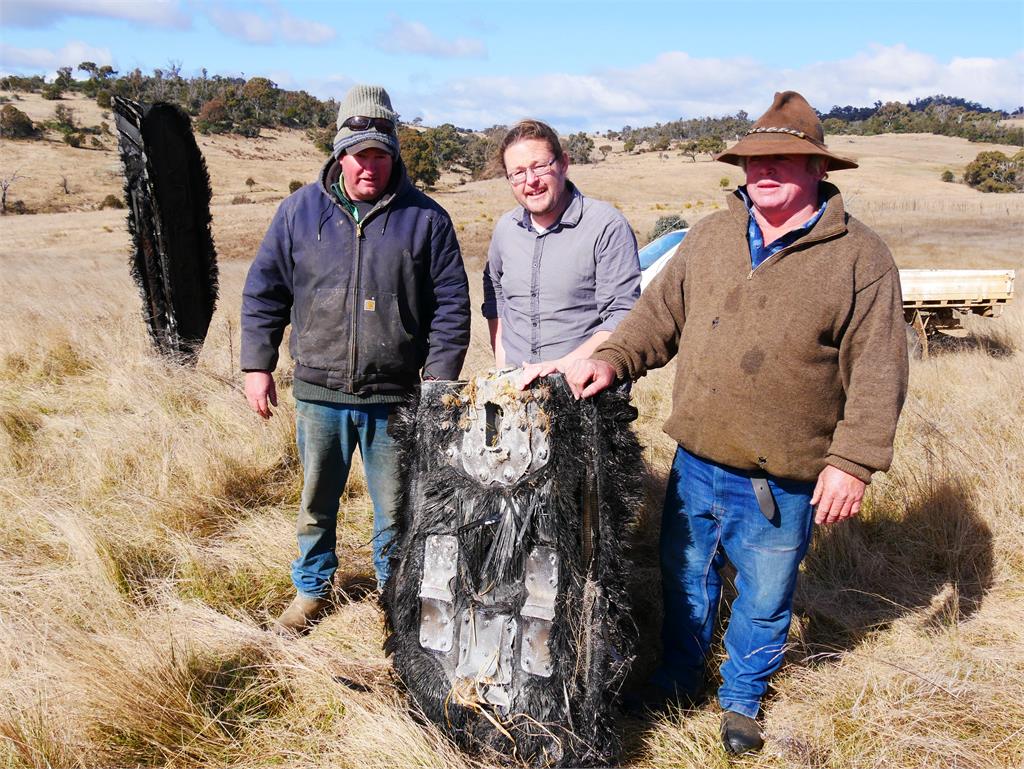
[241,85,470,634]
[482,119,640,380]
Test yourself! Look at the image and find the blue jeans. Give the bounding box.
[293,399,401,595]
[653,446,815,718]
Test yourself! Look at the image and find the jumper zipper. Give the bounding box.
[746,229,840,279]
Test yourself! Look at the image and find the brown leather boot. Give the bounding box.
[720,710,764,754]
[272,593,332,636]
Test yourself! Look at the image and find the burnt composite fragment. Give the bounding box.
[113,97,218,363]
[383,371,644,767]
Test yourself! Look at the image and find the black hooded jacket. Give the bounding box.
[241,156,470,396]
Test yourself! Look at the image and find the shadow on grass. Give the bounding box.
[615,465,995,764]
[621,464,671,690]
[926,330,1016,358]
[624,467,995,668]
[333,569,378,603]
[159,450,302,542]
[794,473,995,657]
[615,465,685,766]
[86,643,292,767]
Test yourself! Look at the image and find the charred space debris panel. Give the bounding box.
[113,97,218,363]
[384,370,643,767]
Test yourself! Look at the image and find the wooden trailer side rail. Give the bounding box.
[899,269,1016,357]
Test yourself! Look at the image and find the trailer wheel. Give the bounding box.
[906,310,931,360]
[906,322,924,360]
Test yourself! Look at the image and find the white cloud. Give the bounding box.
[205,5,335,45]
[942,53,1024,110]
[207,8,275,44]
[277,13,334,45]
[1,0,189,29]
[401,44,1024,132]
[0,40,113,76]
[306,74,357,103]
[376,16,486,59]
[783,45,1023,113]
[408,68,753,132]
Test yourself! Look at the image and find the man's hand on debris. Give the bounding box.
[564,359,616,400]
[519,359,567,389]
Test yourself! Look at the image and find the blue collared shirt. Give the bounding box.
[738,186,827,270]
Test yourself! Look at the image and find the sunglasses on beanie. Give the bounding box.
[341,116,396,134]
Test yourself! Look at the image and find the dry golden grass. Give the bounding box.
[1,92,1022,767]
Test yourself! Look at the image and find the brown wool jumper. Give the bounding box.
[593,182,908,484]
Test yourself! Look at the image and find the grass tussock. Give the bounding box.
[175,517,297,616]
[0,403,43,472]
[1,219,1022,768]
[629,710,732,769]
[81,638,294,767]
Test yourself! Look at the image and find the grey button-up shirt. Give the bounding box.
[482,183,640,367]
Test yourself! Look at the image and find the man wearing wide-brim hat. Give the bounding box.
[563,91,909,754]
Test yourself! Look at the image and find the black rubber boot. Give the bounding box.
[720,710,764,754]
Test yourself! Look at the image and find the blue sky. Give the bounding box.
[1,0,1022,132]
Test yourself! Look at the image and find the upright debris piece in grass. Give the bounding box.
[113,97,218,363]
[383,370,643,767]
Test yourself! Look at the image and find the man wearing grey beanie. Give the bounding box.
[241,84,470,635]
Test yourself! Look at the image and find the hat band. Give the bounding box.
[745,126,809,139]
[744,125,829,148]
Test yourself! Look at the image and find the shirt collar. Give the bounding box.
[728,181,848,239]
[737,185,827,238]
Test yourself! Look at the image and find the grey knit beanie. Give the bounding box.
[333,84,400,158]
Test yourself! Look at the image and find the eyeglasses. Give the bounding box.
[341,116,396,134]
[507,158,560,185]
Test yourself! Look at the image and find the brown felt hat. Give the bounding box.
[716,90,858,171]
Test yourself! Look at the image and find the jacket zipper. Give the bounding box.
[349,220,363,391]
[325,179,393,392]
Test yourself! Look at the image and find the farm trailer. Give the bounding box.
[900,269,1016,358]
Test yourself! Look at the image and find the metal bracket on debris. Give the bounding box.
[418,535,458,652]
[456,607,517,695]
[520,547,558,677]
[447,370,550,486]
